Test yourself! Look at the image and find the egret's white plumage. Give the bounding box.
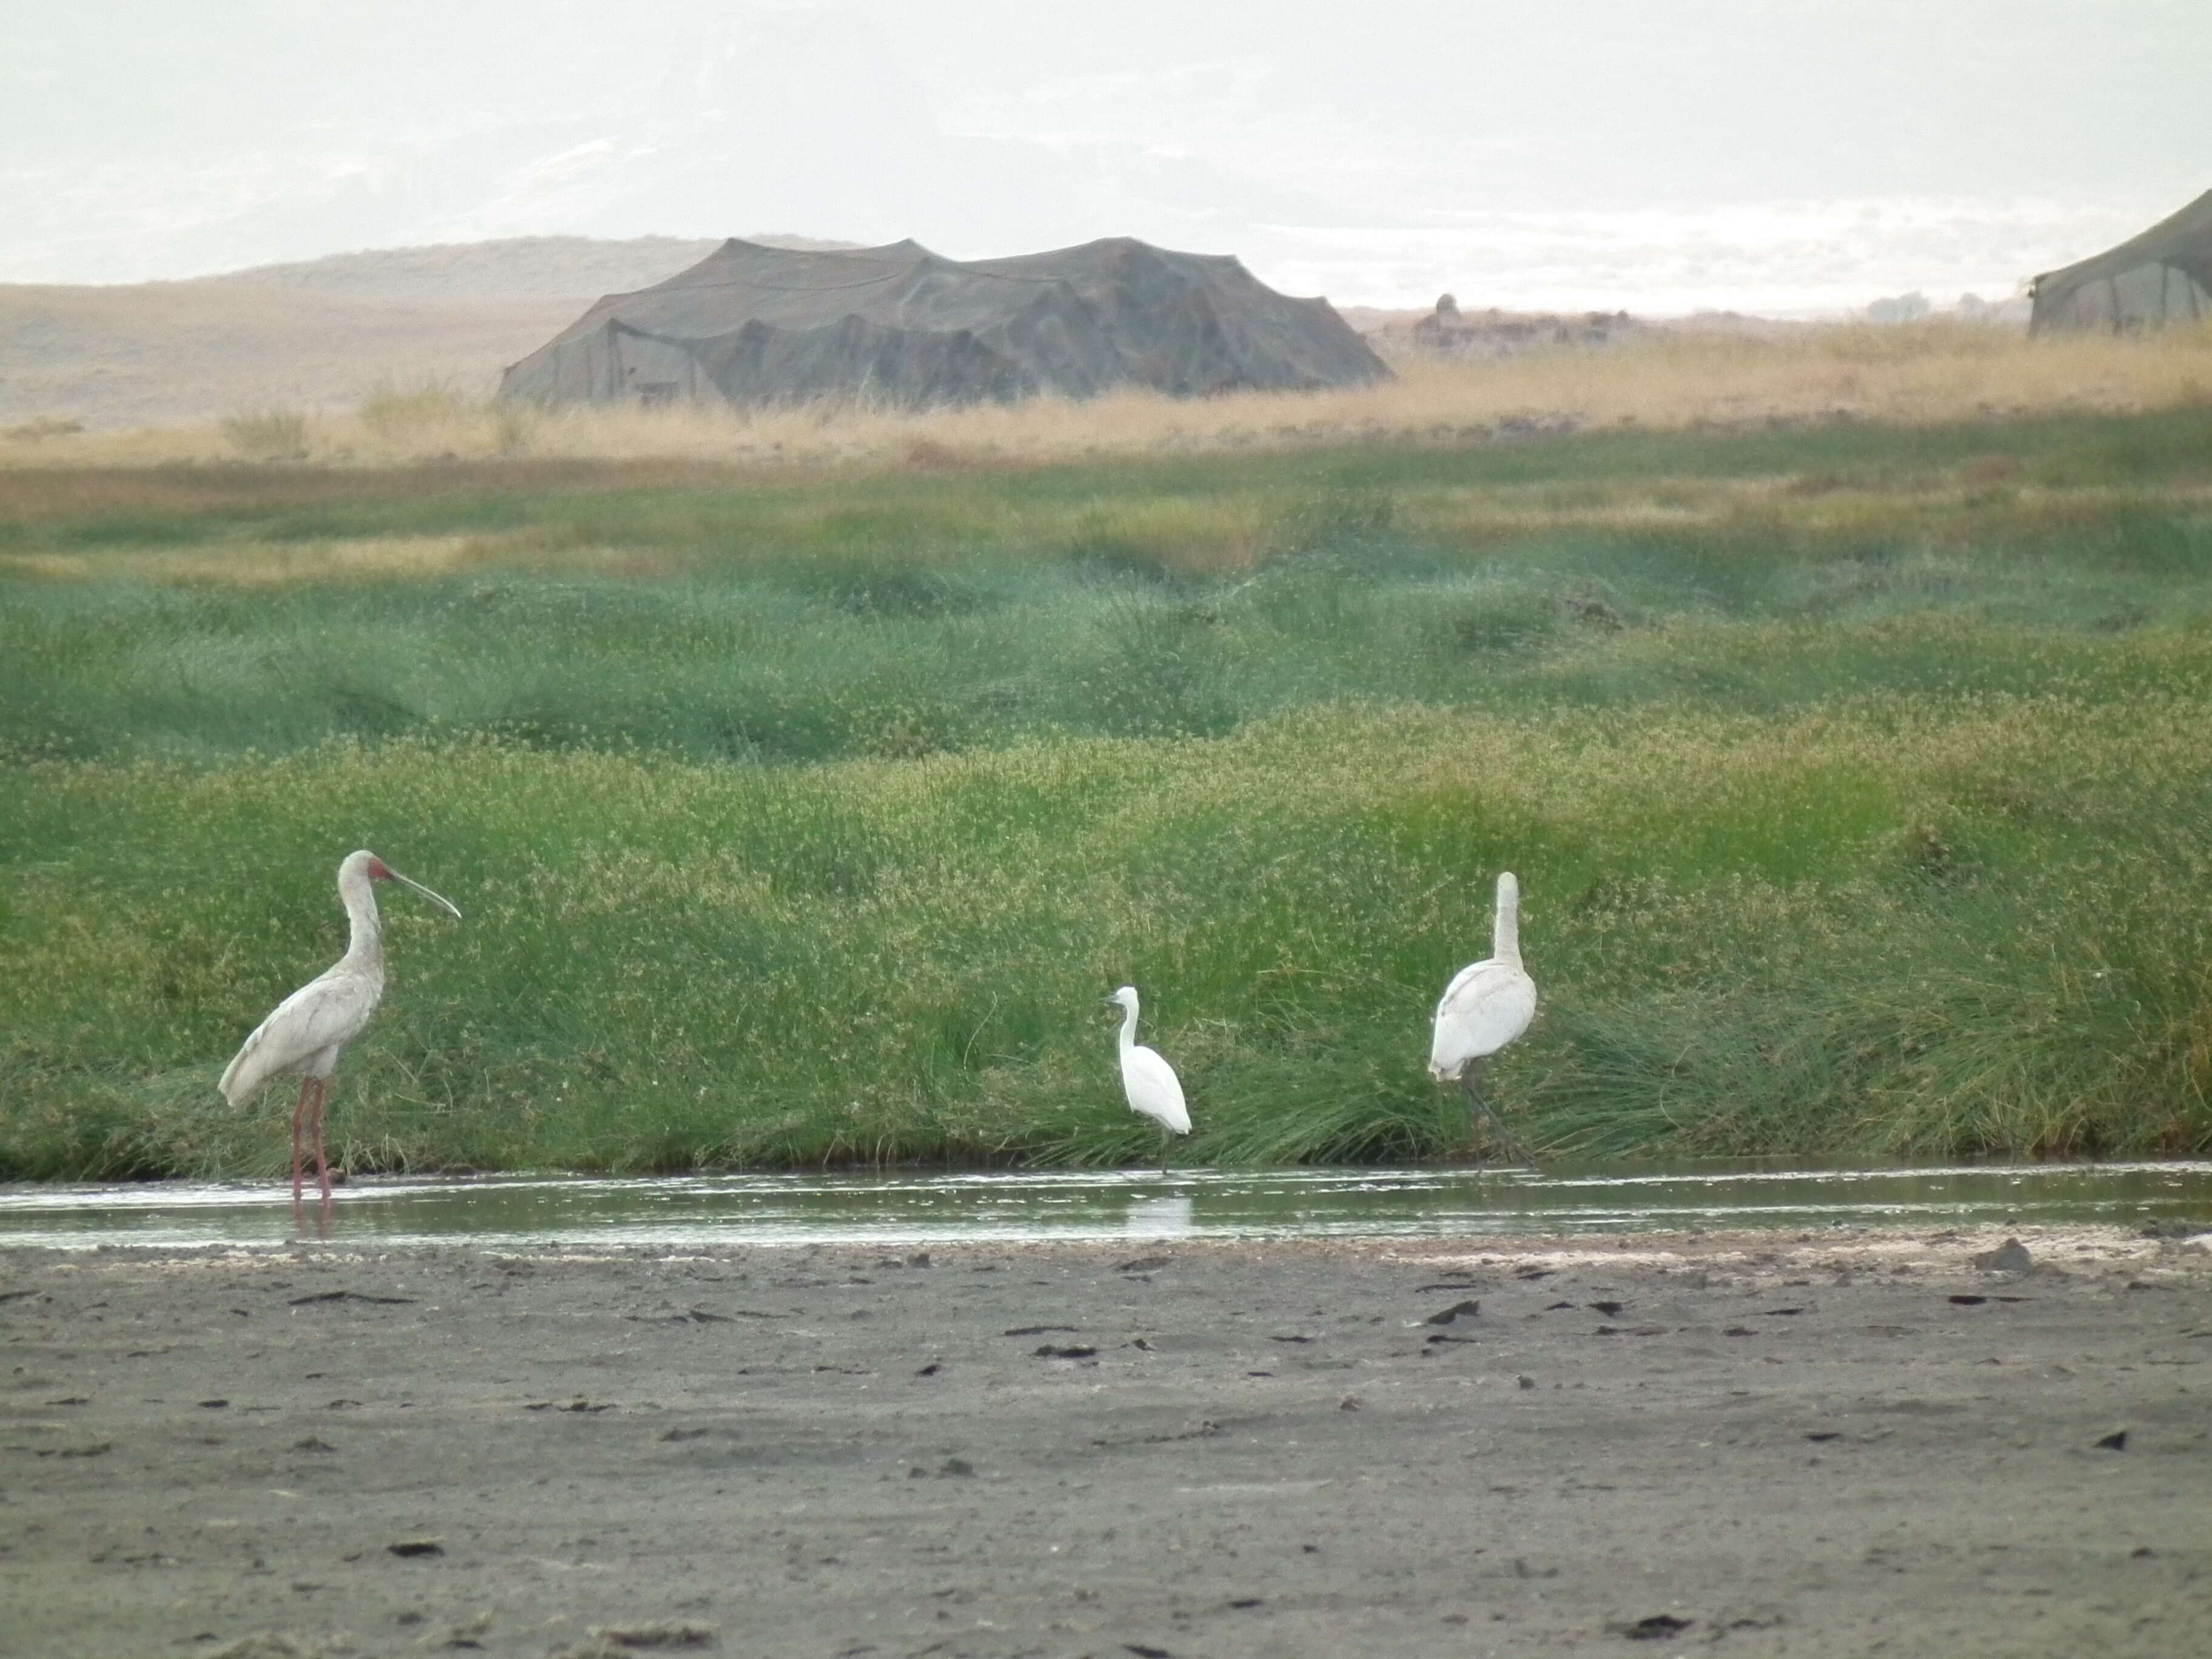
[1429,871,1536,1155]
[1108,985,1189,1168]
[220,850,460,1224]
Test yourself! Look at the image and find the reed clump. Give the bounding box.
[217,409,310,462]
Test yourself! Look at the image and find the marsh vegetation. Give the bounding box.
[4,390,2211,1178]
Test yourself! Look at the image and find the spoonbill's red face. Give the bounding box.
[364,857,393,882]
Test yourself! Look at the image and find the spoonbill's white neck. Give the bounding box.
[1491,874,1521,967]
[337,863,385,968]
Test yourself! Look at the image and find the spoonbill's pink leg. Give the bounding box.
[290,1078,313,1224]
[310,1077,333,1218]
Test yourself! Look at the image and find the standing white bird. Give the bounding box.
[1107,985,1190,1172]
[1428,870,1537,1159]
[218,850,461,1227]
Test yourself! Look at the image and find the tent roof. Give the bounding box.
[501,235,1388,407]
[2032,189,2212,296]
[539,236,1282,350]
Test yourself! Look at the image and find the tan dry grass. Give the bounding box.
[1404,476,2212,545]
[0,535,517,586]
[0,280,587,431]
[5,319,2211,478]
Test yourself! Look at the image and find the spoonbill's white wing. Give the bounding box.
[1429,960,1537,1082]
[219,968,380,1105]
[1121,1044,1190,1135]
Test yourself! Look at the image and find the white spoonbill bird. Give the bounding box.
[219,850,461,1224]
[1428,870,1537,1159]
[1107,985,1190,1171]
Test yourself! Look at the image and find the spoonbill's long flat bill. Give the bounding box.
[219,850,460,1227]
[1428,870,1536,1159]
[1107,985,1190,1172]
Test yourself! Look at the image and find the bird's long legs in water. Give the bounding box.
[289,1079,310,1217]
[289,1077,333,1232]
[1460,1061,1529,1164]
[311,1078,332,1218]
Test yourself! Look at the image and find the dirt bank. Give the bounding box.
[4,1224,2209,1657]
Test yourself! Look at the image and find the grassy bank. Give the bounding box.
[4,404,2211,1176]
[5,689,2212,1179]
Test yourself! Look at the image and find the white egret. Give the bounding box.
[1427,871,1537,1159]
[218,850,461,1226]
[1107,985,1190,1171]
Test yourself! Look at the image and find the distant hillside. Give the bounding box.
[200,234,856,301]
[0,234,851,429]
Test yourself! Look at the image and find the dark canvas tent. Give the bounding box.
[498,236,1389,409]
[2029,190,2212,334]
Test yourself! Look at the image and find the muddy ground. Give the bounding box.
[3,1224,2209,1658]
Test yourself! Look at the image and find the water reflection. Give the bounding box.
[1124,1193,1195,1238]
[0,1159,2206,1251]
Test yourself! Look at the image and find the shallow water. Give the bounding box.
[1,1159,2208,1251]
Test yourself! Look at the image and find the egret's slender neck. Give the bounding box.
[1491,883,1521,967]
[1116,997,1139,1055]
[338,869,384,967]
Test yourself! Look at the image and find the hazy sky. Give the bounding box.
[4,1,2205,311]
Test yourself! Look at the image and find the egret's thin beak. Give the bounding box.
[389,868,463,921]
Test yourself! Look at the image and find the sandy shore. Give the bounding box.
[3,1223,2209,1658]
